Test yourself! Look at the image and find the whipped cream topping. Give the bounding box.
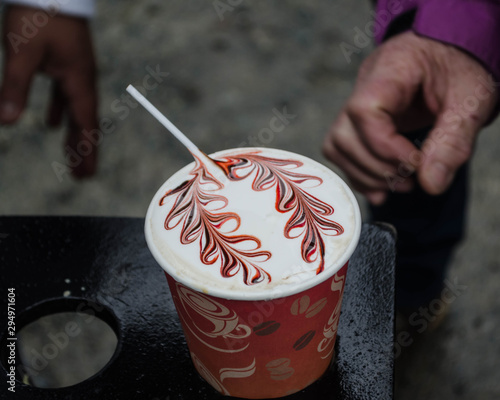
[145,148,361,300]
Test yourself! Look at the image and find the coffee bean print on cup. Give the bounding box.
[293,330,316,351]
[291,295,310,315]
[291,295,327,318]
[266,358,295,381]
[305,298,327,318]
[253,321,281,336]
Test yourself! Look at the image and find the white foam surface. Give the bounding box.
[145,148,361,300]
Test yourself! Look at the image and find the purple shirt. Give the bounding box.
[376,0,500,84]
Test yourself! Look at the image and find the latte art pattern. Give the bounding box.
[215,152,344,274]
[160,157,272,285]
[161,151,345,285]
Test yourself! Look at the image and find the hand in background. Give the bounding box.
[1,5,98,178]
[323,31,498,205]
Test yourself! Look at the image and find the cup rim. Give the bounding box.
[145,147,362,301]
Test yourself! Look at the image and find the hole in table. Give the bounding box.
[1,297,120,389]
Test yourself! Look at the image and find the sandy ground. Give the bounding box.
[1,0,500,398]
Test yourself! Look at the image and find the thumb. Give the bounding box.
[418,114,479,195]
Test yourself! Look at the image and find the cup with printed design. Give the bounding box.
[145,147,361,399]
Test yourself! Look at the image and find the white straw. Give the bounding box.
[126,84,202,157]
[126,84,226,182]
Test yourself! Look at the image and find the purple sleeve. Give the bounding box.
[375,0,500,83]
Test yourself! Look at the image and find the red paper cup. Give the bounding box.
[164,262,348,398]
[145,148,361,398]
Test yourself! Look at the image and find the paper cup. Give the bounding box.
[145,148,361,398]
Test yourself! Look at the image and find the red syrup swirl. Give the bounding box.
[160,156,272,285]
[214,151,344,274]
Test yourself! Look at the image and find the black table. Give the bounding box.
[0,217,395,399]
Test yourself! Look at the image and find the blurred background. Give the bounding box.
[1,0,499,398]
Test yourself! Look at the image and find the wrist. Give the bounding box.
[3,0,95,18]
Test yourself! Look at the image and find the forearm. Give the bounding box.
[2,0,95,18]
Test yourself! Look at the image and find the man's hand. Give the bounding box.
[1,5,98,178]
[323,31,498,204]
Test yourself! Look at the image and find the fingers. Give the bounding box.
[0,59,32,122]
[346,78,420,165]
[365,191,388,206]
[418,113,478,195]
[1,7,100,179]
[49,18,99,178]
[66,116,98,179]
[0,8,44,123]
[324,31,499,200]
[323,51,422,204]
[66,67,99,179]
[50,76,99,179]
[323,111,415,203]
[63,68,99,179]
[417,72,498,194]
